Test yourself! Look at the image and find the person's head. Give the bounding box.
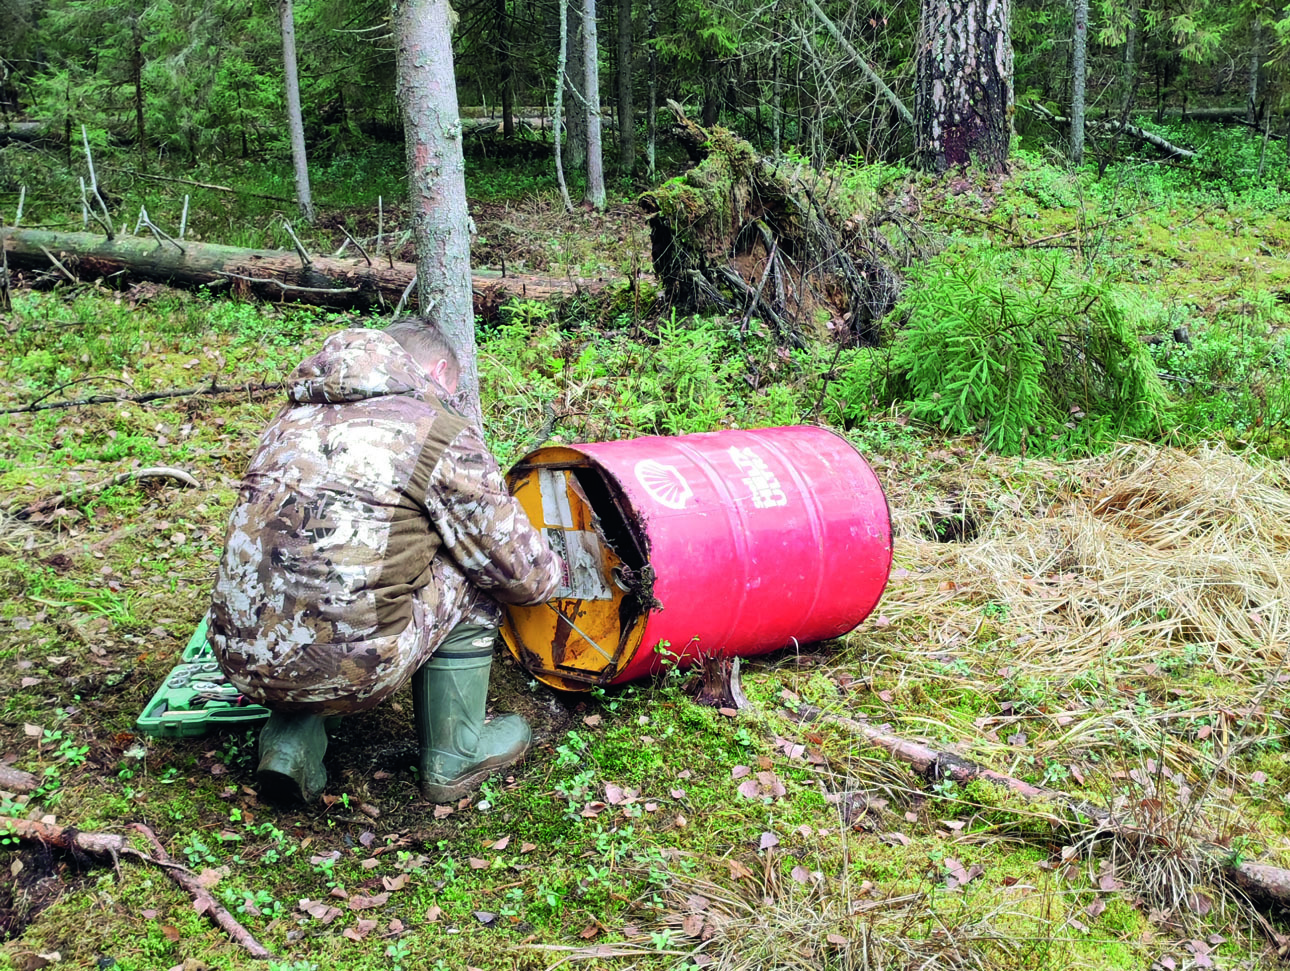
[384,317,461,394]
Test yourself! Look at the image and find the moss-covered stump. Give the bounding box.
[640,100,899,346]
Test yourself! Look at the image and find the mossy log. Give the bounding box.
[2,228,606,317]
[639,101,899,346]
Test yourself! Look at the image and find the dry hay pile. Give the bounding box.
[884,444,1290,688]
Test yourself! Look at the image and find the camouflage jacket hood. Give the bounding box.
[287,328,435,405]
[208,327,563,713]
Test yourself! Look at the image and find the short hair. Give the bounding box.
[384,317,460,388]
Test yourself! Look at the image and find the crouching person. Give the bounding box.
[209,319,563,803]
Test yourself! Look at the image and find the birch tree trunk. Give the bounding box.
[914,0,1014,173]
[616,0,635,175]
[1070,0,1088,163]
[582,0,607,210]
[279,0,315,224]
[394,0,481,420]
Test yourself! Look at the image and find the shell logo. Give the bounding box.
[634,459,693,510]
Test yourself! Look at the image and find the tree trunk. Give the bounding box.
[498,0,515,139]
[1070,0,1088,164]
[616,0,634,175]
[132,21,146,167]
[554,0,575,210]
[1121,0,1139,118]
[582,0,606,209]
[1248,18,1262,128]
[566,0,588,174]
[2,228,605,315]
[395,0,481,419]
[770,0,783,156]
[280,0,315,225]
[914,0,1014,173]
[646,0,658,178]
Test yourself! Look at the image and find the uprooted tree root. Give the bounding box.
[639,101,904,348]
[0,817,271,959]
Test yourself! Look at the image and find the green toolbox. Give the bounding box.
[136,614,271,738]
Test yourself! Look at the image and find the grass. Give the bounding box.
[3,147,1290,968]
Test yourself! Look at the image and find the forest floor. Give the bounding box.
[2,144,1290,971]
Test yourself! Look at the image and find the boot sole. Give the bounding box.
[421,745,530,804]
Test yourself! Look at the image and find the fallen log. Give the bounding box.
[0,379,284,416]
[2,228,609,316]
[0,765,39,793]
[0,816,271,958]
[639,101,900,347]
[1024,102,1198,159]
[793,703,1290,911]
[15,466,198,520]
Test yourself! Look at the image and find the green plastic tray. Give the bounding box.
[136,615,271,738]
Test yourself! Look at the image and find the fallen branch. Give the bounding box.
[793,704,1290,910]
[0,765,39,793]
[16,466,199,520]
[0,816,270,958]
[1,379,285,415]
[1024,102,1198,159]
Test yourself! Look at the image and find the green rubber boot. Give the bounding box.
[256,711,328,803]
[414,626,532,804]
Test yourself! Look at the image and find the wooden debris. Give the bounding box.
[0,817,271,958]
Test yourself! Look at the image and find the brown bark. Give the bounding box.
[616,0,635,175]
[796,705,1290,912]
[0,765,38,793]
[914,0,1014,173]
[0,817,271,958]
[2,228,606,316]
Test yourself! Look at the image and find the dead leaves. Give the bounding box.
[732,765,787,801]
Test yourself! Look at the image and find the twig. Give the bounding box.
[340,226,372,266]
[79,178,113,239]
[281,219,311,267]
[106,168,295,204]
[140,206,186,254]
[1,379,283,415]
[14,185,24,228]
[127,824,272,959]
[0,816,270,957]
[16,466,200,519]
[215,271,359,296]
[393,271,418,318]
[377,195,383,254]
[790,703,1290,910]
[38,245,77,283]
[80,125,115,238]
[179,194,190,241]
[739,238,778,333]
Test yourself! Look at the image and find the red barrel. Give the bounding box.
[501,426,892,690]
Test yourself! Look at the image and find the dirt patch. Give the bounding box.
[0,846,92,942]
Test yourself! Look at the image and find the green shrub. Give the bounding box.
[885,249,1169,455]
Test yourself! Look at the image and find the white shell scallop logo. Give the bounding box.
[634,459,693,510]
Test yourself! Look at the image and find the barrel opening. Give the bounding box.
[570,466,648,571]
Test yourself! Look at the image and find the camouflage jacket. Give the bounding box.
[209,328,562,710]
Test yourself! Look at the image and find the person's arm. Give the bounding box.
[425,423,564,605]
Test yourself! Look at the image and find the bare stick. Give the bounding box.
[215,271,359,296]
[792,704,1290,910]
[107,169,295,204]
[80,125,115,238]
[79,178,89,229]
[802,0,912,125]
[14,185,24,228]
[38,245,77,283]
[739,238,778,333]
[17,466,199,519]
[0,816,270,957]
[133,207,145,235]
[340,226,372,266]
[377,195,384,254]
[393,271,418,318]
[179,194,190,241]
[140,206,185,254]
[281,219,312,267]
[2,379,283,415]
